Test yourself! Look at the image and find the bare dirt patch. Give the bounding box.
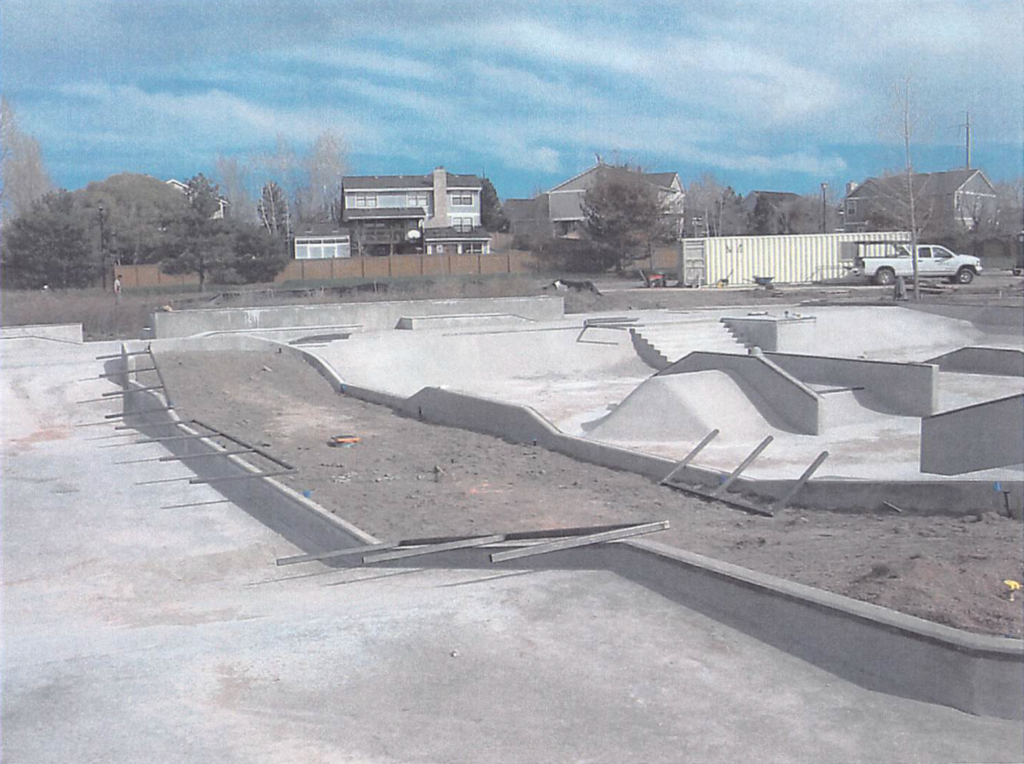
[156,348,1023,638]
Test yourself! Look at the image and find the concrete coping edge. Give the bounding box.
[622,537,1023,658]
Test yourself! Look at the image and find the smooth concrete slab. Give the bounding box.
[2,340,1023,762]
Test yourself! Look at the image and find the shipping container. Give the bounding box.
[679,231,910,287]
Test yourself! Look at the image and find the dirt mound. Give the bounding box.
[587,370,776,443]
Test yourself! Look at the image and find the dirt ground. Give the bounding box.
[156,348,1024,638]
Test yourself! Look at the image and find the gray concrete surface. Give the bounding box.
[921,393,1024,475]
[4,337,1024,762]
[927,345,1024,376]
[0,322,83,343]
[150,295,564,338]
[764,352,938,416]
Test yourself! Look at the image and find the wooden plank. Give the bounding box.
[775,451,829,508]
[400,523,637,547]
[490,522,669,563]
[276,542,399,566]
[661,429,719,485]
[663,482,774,517]
[712,436,774,496]
[189,469,294,485]
[363,535,505,564]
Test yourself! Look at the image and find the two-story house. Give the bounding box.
[506,163,684,241]
[341,167,491,256]
[841,169,997,233]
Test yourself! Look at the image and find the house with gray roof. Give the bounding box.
[506,163,684,241]
[842,169,997,233]
[340,167,490,256]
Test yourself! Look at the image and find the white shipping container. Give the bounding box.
[686,232,910,286]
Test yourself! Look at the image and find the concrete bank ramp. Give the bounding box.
[587,371,776,442]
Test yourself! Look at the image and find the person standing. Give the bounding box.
[113,274,122,302]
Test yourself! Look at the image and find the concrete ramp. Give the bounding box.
[587,371,776,442]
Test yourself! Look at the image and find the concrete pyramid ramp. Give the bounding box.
[587,370,775,442]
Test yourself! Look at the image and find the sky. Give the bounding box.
[2,0,1023,201]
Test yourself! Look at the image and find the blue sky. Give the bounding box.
[2,0,1022,200]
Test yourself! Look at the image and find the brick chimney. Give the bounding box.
[428,166,448,229]
[845,181,858,196]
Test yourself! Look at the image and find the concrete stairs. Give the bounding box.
[630,321,746,371]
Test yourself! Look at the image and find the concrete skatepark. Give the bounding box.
[3,294,1024,761]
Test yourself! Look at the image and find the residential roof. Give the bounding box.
[549,164,681,194]
[343,172,482,191]
[343,207,427,220]
[423,226,491,241]
[293,222,350,238]
[845,169,993,200]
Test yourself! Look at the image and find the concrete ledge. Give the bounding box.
[720,315,816,352]
[396,313,531,330]
[765,351,938,416]
[926,346,1024,377]
[150,296,564,338]
[0,323,83,343]
[921,393,1024,475]
[659,349,822,434]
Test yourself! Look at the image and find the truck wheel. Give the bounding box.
[874,268,895,286]
[955,268,975,285]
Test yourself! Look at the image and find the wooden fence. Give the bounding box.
[115,246,683,290]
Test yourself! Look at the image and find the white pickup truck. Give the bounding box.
[850,243,982,286]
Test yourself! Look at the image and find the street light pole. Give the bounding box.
[98,205,107,291]
[820,183,828,233]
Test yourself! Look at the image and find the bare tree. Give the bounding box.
[297,130,347,222]
[214,154,256,224]
[252,134,301,215]
[0,97,53,226]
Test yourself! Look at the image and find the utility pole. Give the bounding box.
[820,182,828,233]
[964,111,971,169]
[97,205,107,291]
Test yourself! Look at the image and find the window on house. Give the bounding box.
[354,193,377,208]
[407,192,428,208]
[436,244,444,254]
[450,193,473,206]
[845,200,857,216]
[463,242,483,254]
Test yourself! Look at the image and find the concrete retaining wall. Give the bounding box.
[149,296,564,338]
[921,394,1024,475]
[926,346,1024,377]
[659,349,822,434]
[905,303,1024,333]
[765,352,938,416]
[0,323,83,343]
